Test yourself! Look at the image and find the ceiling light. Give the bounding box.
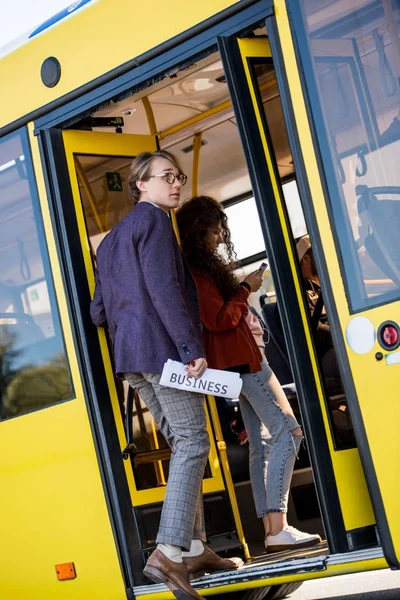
[181,79,215,94]
[203,60,223,72]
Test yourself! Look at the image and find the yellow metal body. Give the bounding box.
[142,97,158,136]
[0,0,239,129]
[237,34,375,534]
[275,0,400,551]
[206,394,250,561]
[191,132,203,197]
[0,124,127,599]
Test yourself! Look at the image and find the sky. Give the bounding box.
[0,0,73,49]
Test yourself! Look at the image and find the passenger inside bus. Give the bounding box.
[296,235,342,396]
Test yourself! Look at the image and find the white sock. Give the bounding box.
[157,543,182,563]
[182,539,204,558]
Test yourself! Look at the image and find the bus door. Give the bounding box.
[219,35,379,555]
[45,129,240,562]
[281,0,400,567]
[0,125,133,599]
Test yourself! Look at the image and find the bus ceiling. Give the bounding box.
[68,45,294,203]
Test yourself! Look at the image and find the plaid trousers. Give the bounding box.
[124,372,210,550]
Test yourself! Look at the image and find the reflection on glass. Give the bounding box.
[0,130,73,420]
[252,57,356,449]
[298,0,400,311]
[282,181,308,239]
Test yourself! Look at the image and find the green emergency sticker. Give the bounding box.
[106,172,123,192]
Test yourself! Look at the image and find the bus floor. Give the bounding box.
[134,542,329,598]
[245,541,329,567]
[189,542,329,589]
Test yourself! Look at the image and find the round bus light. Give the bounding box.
[378,321,400,351]
[383,327,398,345]
[41,57,61,88]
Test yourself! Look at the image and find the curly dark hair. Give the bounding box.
[176,196,240,300]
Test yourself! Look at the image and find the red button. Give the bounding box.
[382,326,398,346]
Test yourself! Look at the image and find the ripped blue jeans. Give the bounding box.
[240,357,302,517]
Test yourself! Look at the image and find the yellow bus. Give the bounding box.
[1,0,400,598]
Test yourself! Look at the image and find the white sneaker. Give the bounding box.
[265,526,322,553]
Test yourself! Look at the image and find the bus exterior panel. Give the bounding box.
[0,0,241,131]
[0,124,127,599]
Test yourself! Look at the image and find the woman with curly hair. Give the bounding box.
[176,196,321,553]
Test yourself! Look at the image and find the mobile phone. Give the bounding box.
[258,262,268,275]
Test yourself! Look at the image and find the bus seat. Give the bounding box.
[356,185,400,287]
[262,301,344,401]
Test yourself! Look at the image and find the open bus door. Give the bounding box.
[219,28,400,566]
[283,0,400,568]
[219,34,376,555]
[41,128,247,576]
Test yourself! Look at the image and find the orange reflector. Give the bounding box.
[55,562,76,581]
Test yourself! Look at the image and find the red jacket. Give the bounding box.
[191,270,262,373]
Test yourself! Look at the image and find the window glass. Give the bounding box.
[282,180,308,239]
[296,0,400,311]
[74,154,132,245]
[224,197,266,261]
[251,57,356,449]
[0,130,73,420]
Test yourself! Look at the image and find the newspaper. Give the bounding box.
[160,359,242,398]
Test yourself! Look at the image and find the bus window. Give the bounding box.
[295,0,400,312]
[224,196,266,261]
[282,180,307,240]
[0,130,73,420]
[74,154,133,240]
[251,57,356,449]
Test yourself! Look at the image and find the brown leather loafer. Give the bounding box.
[184,544,244,579]
[143,548,202,600]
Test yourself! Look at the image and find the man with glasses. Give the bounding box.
[91,151,242,600]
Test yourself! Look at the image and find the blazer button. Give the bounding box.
[197,321,202,328]
[193,295,198,301]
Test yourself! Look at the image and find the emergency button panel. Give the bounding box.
[378,321,400,351]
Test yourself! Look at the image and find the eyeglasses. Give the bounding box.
[149,172,188,186]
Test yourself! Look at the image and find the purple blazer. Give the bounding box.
[90,202,204,375]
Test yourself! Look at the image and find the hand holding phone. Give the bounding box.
[244,269,264,293]
[257,262,268,275]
